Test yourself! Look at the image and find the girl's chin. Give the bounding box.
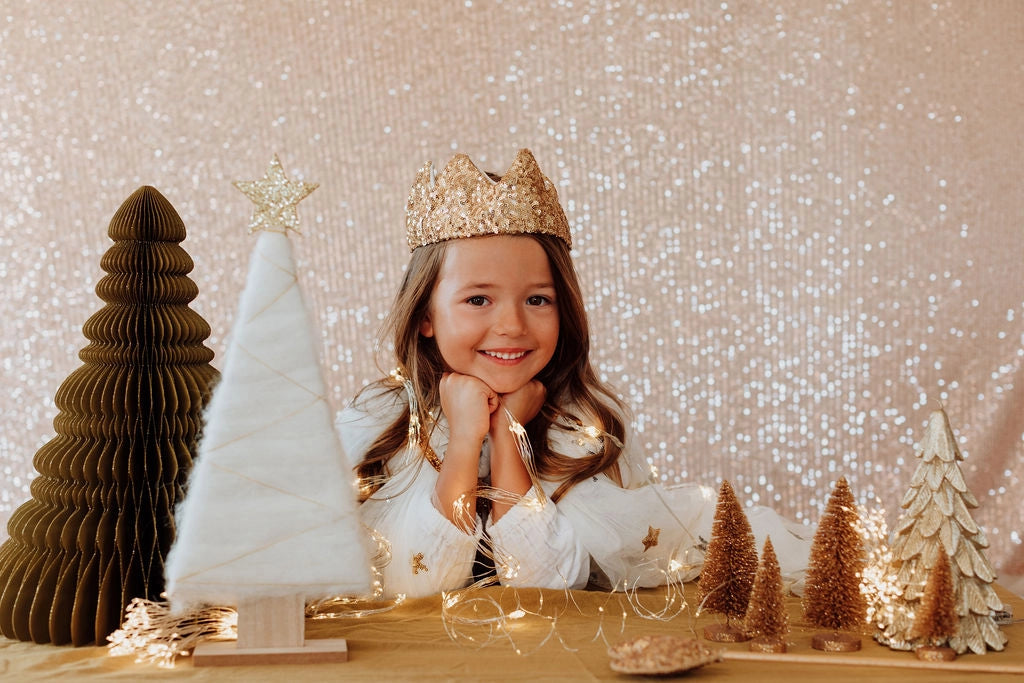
[478,378,526,395]
[475,373,532,396]
[492,384,527,395]
[444,364,538,395]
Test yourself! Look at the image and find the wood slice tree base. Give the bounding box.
[704,623,751,642]
[916,645,956,662]
[811,632,861,652]
[192,638,349,667]
[749,635,787,653]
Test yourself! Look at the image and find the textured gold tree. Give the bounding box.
[0,187,219,646]
[743,537,789,652]
[875,408,1006,654]
[908,548,958,661]
[803,476,866,651]
[697,480,757,642]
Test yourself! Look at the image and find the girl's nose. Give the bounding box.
[493,304,527,336]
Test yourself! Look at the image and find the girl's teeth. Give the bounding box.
[486,351,525,360]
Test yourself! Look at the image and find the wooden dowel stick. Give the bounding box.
[722,650,1024,675]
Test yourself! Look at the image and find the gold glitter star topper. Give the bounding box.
[642,525,660,552]
[233,155,318,234]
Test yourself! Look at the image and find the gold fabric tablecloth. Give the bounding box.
[1,584,1021,681]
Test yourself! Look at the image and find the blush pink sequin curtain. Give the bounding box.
[1,1,1021,581]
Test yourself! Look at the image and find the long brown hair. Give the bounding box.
[354,234,626,502]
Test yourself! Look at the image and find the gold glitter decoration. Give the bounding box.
[608,635,722,675]
[412,553,428,575]
[233,155,318,235]
[641,526,660,552]
[876,408,1007,654]
[743,537,789,643]
[908,549,957,648]
[420,439,442,472]
[804,477,866,631]
[697,481,758,626]
[405,149,570,250]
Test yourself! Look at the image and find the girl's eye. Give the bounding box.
[466,296,488,306]
[526,295,552,306]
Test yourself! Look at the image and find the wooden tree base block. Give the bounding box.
[916,645,956,662]
[811,632,861,652]
[193,595,350,667]
[749,635,787,653]
[192,638,349,667]
[704,623,751,642]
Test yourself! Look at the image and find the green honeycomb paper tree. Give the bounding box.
[0,186,219,646]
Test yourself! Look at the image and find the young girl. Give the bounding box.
[338,149,808,598]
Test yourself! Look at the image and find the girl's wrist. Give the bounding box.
[447,431,487,456]
[487,423,519,451]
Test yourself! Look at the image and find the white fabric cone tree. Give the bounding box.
[165,158,372,609]
[875,408,1006,654]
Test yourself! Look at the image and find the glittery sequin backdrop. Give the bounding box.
[2,2,1022,580]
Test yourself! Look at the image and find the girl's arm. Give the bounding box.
[487,489,591,589]
[337,388,482,598]
[487,380,546,521]
[435,372,496,531]
[486,382,591,589]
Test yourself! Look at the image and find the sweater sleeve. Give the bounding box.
[336,391,481,598]
[486,487,590,590]
[551,429,811,592]
[360,468,483,598]
[543,424,716,589]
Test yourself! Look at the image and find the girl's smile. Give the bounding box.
[420,235,559,395]
[481,349,529,362]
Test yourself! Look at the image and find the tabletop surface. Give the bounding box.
[1,582,1021,681]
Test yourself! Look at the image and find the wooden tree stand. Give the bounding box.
[915,645,956,662]
[193,595,349,666]
[703,622,751,642]
[749,635,787,653]
[811,631,861,652]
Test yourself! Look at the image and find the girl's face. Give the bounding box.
[420,235,559,394]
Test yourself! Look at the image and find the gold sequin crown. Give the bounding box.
[405,148,571,250]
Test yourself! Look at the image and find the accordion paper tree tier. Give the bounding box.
[0,186,219,646]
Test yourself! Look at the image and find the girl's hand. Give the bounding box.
[439,372,499,446]
[491,380,546,435]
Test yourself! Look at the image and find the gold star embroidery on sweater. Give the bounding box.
[642,526,660,552]
[412,552,428,574]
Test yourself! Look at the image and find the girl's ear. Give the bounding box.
[419,315,434,338]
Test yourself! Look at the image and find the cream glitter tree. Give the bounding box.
[875,408,1006,655]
